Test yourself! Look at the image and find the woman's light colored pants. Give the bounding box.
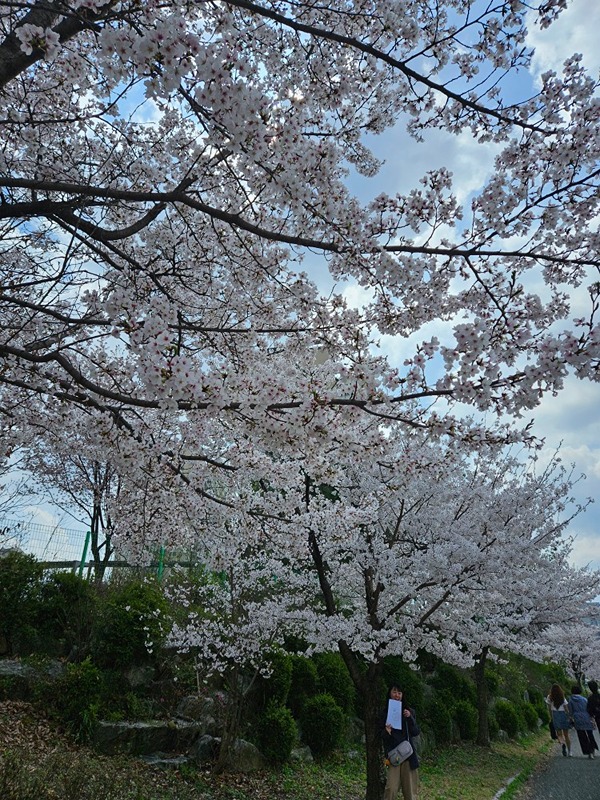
[384,761,419,800]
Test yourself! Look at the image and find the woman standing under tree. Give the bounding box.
[546,684,573,757]
[378,685,420,800]
[568,684,598,759]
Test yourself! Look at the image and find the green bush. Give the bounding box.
[260,650,292,707]
[300,693,345,757]
[36,571,97,658]
[43,657,106,741]
[535,702,549,725]
[526,686,544,707]
[488,709,500,740]
[452,699,478,741]
[0,551,43,655]
[518,701,539,731]
[494,699,520,738]
[257,702,298,764]
[313,652,356,713]
[288,655,318,716]
[91,579,168,670]
[431,663,476,707]
[423,694,453,746]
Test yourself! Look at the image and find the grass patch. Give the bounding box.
[420,733,552,800]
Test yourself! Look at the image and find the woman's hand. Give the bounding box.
[385,724,392,734]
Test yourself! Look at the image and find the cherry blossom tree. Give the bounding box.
[169,434,600,793]
[0,0,599,460]
[538,621,600,687]
[19,408,121,580]
[1,2,600,795]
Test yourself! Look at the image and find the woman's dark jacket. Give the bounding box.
[588,692,600,724]
[378,705,420,770]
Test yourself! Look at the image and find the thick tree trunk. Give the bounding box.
[474,647,490,747]
[338,643,384,800]
[363,673,385,800]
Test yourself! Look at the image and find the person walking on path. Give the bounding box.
[378,684,420,800]
[587,680,600,731]
[546,683,573,757]
[568,684,599,759]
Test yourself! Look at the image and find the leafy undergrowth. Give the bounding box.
[0,701,550,800]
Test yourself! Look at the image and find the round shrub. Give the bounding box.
[452,699,478,741]
[312,652,356,713]
[260,650,292,707]
[494,699,520,738]
[424,694,453,746]
[91,579,168,670]
[257,702,298,764]
[288,655,318,716]
[518,701,539,731]
[527,686,544,707]
[300,693,345,757]
[484,668,500,696]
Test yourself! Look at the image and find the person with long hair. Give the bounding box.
[546,683,573,757]
[568,684,599,759]
[379,684,420,800]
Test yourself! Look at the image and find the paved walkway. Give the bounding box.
[514,736,599,800]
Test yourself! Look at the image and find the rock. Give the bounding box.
[226,738,266,772]
[189,735,266,772]
[189,733,220,765]
[92,719,203,756]
[345,715,365,745]
[0,660,36,679]
[0,658,64,699]
[125,664,155,689]
[290,745,313,763]
[140,753,191,769]
[175,693,225,736]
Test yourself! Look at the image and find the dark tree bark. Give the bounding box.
[474,646,490,747]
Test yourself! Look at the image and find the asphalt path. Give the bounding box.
[513,736,599,800]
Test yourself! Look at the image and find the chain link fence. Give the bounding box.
[0,518,88,567]
[0,518,202,581]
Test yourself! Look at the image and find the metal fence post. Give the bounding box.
[78,530,91,577]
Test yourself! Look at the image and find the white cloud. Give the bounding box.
[527,0,600,80]
[569,531,600,571]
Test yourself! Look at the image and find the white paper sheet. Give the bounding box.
[386,699,403,729]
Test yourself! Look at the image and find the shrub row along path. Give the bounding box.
[514,736,599,800]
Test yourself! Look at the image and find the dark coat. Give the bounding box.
[587,692,600,726]
[378,704,420,770]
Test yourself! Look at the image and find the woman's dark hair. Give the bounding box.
[572,684,582,695]
[388,684,403,697]
[588,680,599,694]
[549,683,565,709]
